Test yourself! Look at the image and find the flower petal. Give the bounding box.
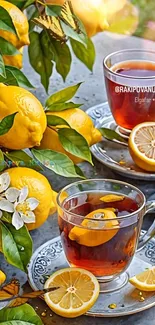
[12,211,24,230]
[21,211,35,224]
[26,198,39,210]
[5,188,20,203]
[0,173,10,193]
[0,199,14,212]
[0,210,2,218]
[19,186,28,202]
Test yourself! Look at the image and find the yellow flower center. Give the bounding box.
[16,202,30,215]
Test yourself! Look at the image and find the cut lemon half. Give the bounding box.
[128,122,155,172]
[44,268,100,318]
[129,266,155,291]
[69,208,119,247]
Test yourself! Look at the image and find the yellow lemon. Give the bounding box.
[0,0,29,49]
[0,270,6,285]
[39,108,102,163]
[6,167,57,230]
[3,47,23,69]
[128,122,155,172]
[69,208,119,247]
[0,85,47,150]
[44,267,100,318]
[129,266,155,292]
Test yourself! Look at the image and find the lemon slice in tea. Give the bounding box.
[69,208,119,247]
[44,268,100,318]
[129,266,155,292]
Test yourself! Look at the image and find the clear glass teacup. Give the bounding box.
[57,179,155,291]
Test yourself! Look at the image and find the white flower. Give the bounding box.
[12,186,39,230]
[0,173,10,193]
[0,173,20,216]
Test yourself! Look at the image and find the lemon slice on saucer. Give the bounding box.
[69,208,119,247]
[129,122,155,172]
[44,268,100,318]
[129,266,155,291]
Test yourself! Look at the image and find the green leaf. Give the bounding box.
[99,128,127,143]
[1,212,12,224]
[6,0,25,9]
[0,37,19,55]
[45,5,62,16]
[4,150,42,171]
[0,54,6,78]
[0,112,17,136]
[46,82,82,107]
[0,304,43,325]
[0,6,17,36]
[0,149,7,171]
[47,102,82,112]
[47,115,70,127]
[28,31,53,92]
[1,222,32,271]
[61,21,87,46]
[74,165,86,179]
[32,149,84,178]
[23,0,35,9]
[28,7,39,33]
[70,38,95,71]
[58,128,93,165]
[0,66,34,89]
[51,39,71,82]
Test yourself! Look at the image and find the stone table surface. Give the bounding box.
[1,32,155,325]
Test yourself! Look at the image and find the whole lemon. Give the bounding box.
[3,47,23,69]
[6,167,57,230]
[0,0,29,49]
[39,108,102,163]
[0,85,47,150]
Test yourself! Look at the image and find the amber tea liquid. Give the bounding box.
[105,60,155,130]
[58,192,140,277]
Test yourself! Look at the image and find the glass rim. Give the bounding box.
[57,178,146,222]
[103,49,155,80]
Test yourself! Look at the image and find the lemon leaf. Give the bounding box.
[58,128,93,165]
[0,66,34,89]
[61,21,87,46]
[31,149,85,178]
[70,38,95,71]
[4,150,43,171]
[0,6,18,36]
[23,0,35,9]
[1,222,32,272]
[46,102,82,112]
[47,115,70,127]
[51,39,71,82]
[0,37,19,56]
[46,5,62,16]
[46,82,82,107]
[0,54,6,78]
[28,31,53,92]
[0,149,7,172]
[0,112,17,136]
[99,128,127,143]
[0,304,43,325]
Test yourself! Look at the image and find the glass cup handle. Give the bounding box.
[137,201,155,250]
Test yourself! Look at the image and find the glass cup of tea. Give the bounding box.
[103,49,155,130]
[57,179,155,292]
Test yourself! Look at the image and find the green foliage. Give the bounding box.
[1,222,32,271]
[0,304,43,325]
[0,112,17,136]
[32,148,85,178]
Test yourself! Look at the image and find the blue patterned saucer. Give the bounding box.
[28,232,155,317]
